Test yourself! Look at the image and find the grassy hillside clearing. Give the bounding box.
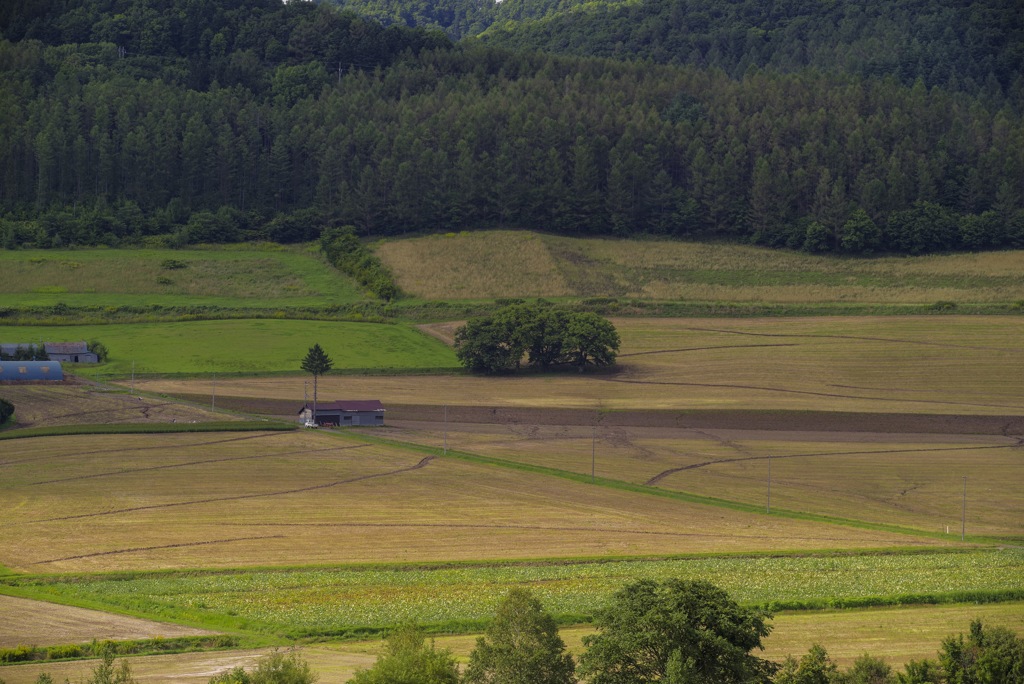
[0,246,362,308]
[376,231,1024,304]
[0,429,936,574]
[136,316,1024,415]
[0,319,459,377]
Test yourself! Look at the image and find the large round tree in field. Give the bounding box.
[577,579,775,684]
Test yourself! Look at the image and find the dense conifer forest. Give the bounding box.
[1,0,1022,254]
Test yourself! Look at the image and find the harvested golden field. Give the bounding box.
[0,429,940,573]
[376,231,1024,303]
[0,383,233,429]
[371,421,1023,538]
[0,595,212,648]
[137,316,1024,416]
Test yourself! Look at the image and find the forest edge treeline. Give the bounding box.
[1,0,1023,256]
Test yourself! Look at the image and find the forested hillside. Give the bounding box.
[1,0,1022,255]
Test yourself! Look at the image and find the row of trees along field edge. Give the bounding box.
[1,0,1022,254]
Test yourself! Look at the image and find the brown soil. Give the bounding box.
[171,393,1024,436]
[0,595,212,648]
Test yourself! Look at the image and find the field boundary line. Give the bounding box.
[329,430,1004,545]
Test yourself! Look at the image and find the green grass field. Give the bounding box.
[0,245,362,308]
[0,320,459,376]
[376,231,1024,304]
[2,550,1020,639]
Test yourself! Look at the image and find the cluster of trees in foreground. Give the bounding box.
[17,580,1021,684]
[2,1,1024,255]
[454,303,620,374]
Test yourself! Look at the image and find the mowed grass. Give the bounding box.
[0,429,946,575]
[136,316,1024,414]
[371,422,1024,539]
[0,245,362,308]
[0,319,459,377]
[376,230,1024,303]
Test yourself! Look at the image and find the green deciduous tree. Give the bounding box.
[939,619,1024,684]
[577,579,775,684]
[208,650,318,684]
[349,624,460,684]
[454,306,619,374]
[301,343,333,423]
[833,655,894,684]
[462,588,577,684]
[774,644,837,684]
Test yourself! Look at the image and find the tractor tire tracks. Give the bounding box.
[32,535,286,565]
[28,444,371,485]
[644,440,1022,486]
[22,456,436,524]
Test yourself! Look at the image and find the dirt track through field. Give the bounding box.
[644,439,1024,486]
[597,376,1023,412]
[33,535,287,565]
[377,405,1024,436]
[27,444,370,485]
[618,343,798,357]
[681,326,1021,352]
[23,456,436,524]
[222,521,908,546]
[0,432,289,467]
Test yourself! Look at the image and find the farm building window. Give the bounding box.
[41,366,50,374]
[19,366,27,374]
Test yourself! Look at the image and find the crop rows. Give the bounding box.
[6,550,1021,637]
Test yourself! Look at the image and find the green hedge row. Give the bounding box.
[320,226,400,302]
[0,397,13,423]
[0,635,239,664]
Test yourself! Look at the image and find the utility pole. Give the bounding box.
[961,476,967,541]
[592,425,596,480]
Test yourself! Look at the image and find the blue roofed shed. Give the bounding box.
[0,361,64,381]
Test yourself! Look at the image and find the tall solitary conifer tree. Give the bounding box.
[301,343,333,424]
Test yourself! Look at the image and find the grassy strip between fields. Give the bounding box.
[0,558,1021,640]
[0,421,296,441]
[331,430,1003,545]
[0,635,242,666]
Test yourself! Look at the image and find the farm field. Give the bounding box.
[136,316,1024,415]
[3,550,1021,638]
[0,245,361,308]
[1,319,459,377]
[367,421,1024,539]
[0,429,937,575]
[377,231,1024,303]
[0,595,213,649]
[2,591,1023,683]
[0,383,234,429]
